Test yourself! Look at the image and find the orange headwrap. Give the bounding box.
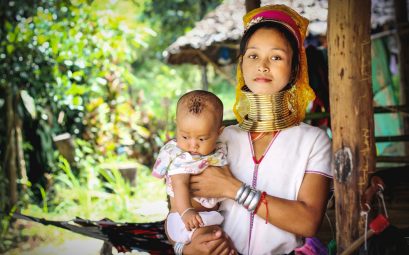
[233,4,315,125]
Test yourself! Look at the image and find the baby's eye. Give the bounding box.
[199,138,208,142]
[182,136,188,140]
[271,55,282,61]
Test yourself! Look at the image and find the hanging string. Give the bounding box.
[376,184,389,218]
[361,203,371,252]
[325,192,335,240]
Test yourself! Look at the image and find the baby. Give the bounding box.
[152,90,226,244]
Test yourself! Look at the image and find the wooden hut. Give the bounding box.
[164,0,409,253]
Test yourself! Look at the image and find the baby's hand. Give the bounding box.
[181,209,204,231]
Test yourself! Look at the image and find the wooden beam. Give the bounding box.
[328,0,375,253]
[375,135,409,142]
[376,156,409,163]
[196,50,235,85]
[303,104,409,120]
[245,0,260,13]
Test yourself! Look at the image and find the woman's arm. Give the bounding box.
[191,166,330,237]
[254,174,330,237]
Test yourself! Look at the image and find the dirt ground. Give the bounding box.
[3,228,149,255]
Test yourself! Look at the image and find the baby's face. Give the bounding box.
[176,111,222,156]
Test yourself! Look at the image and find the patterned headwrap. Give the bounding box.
[233,4,315,126]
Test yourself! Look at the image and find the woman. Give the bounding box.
[173,4,333,254]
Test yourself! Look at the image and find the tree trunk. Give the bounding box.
[16,114,28,191]
[5,87,18,208]
[328,0,375,253]
[245,0,260,13]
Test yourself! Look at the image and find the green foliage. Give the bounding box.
[1,0,238,251]
[26,139,167,222]
[0,0,157,191]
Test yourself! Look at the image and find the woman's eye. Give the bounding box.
[248,54,257,59]
[271,55,282,61]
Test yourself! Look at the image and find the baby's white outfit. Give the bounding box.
[152,139,227,243]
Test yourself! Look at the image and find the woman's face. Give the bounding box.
[242,28,293,95]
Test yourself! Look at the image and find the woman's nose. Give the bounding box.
[258,62,269,73]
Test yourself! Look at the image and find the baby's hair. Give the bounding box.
[177,90,224,126]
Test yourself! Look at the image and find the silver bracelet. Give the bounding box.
[180,207,195,219]
[243,189,256,209]
[248,190,262,212]
[237,185,251,205]
[174,242,184,255]
[234,183,246,201]
[235,184,263,212]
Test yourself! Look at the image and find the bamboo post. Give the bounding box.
[328,0,376,253]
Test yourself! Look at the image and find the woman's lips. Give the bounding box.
[254,77,272,82]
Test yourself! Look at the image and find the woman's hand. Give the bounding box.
[190,165,242,200]
[184,225,236,255]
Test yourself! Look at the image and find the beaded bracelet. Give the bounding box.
[174,242,184,255]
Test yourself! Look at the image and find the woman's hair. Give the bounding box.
[239,22,300,86]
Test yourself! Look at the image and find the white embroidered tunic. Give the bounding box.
[219,123,332,255]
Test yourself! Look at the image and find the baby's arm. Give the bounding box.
[171,174,204,231]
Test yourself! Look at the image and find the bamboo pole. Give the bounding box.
[328,0,375,253]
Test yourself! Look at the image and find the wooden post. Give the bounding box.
[201,65,209,91]
[328,0,376,253]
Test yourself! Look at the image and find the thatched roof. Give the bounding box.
[163,0,400,66]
